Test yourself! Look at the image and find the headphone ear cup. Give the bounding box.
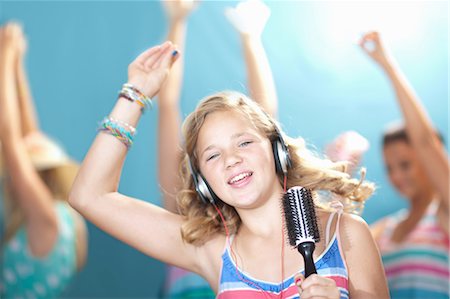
[195,174,210,204]
[272,140,283,175]
[272,138,292,176]
[188,157,220,205]
[197,173,219,205]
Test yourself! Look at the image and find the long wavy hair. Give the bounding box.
[178,91,374,245]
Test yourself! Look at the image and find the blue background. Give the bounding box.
[0,1,447,297]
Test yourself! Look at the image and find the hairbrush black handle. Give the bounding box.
[298,241,317,278]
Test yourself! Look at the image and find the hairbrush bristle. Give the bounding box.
[282,186,320,247]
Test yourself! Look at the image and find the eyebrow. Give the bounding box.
[199,132,249,158]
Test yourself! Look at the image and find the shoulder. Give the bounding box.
[338,214,390,297]
[194,234,227,291]
[339,213,374,248]
[338,213,384,271]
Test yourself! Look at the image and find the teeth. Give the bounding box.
[229,172,251,184]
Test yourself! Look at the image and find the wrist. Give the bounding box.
[0,127,21,142]
[169,17,188,26]
[241,34,262,44]
[126,78,155,99]
[379,57,397,74]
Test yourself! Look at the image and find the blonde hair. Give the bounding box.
[2,162,79,243]
[178,91,374,245]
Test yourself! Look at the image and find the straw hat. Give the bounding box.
[0,132,79,177]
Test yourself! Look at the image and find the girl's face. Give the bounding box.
[383,140,430,200]
[196,110,281,209]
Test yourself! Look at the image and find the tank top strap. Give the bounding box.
[325,200,344,245]
[223,234,235,254]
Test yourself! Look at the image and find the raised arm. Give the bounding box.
[69,42,203,271]
[13,24,40,137]
[360,31,449,208]
[225,0,277,116]
[158,0,196,213]
[0,23,58,256]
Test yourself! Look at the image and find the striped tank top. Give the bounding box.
[377,201,450,299]
[217,208,349,299]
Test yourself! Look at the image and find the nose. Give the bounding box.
[224,149,242,169]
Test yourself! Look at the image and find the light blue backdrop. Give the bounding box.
[1,1,447,298]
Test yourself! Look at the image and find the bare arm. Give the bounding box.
[69,42,204,272]
[226,0,277,116]
[0,23,58,257]
[14,25,40,137]
[158,0,196,213]
[341,214,390,298]
[360,31,449,209]
[241,35,278,116]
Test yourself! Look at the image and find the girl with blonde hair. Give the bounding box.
[70,41,388,298]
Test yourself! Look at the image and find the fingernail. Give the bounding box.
[295,277,302,285]
[172,50,178,57]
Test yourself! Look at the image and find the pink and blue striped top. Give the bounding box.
[377,202,450,299]
[217,211,349,299]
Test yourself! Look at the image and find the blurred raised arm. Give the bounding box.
[158,0,197,213]
[13,24,40,137]
[0,23,57,257]
[226,0,277,116]
[360,31,449,209]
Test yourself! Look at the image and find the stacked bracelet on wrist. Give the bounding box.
[118,83,153,113]
[98,116,137,149]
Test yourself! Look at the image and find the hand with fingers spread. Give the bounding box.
[359,31,392,68]
[163,0,198,22]
[295,273,341,299]
[127,41,179,99]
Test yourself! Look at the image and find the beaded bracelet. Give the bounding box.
[118,83,153,113]
[98,117,137,149]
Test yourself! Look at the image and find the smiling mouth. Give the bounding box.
[228,172,253,184]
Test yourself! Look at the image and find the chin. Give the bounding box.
[398,188,416,201]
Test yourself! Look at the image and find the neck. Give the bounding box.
[237,188,284,240]
[407,188,435,220]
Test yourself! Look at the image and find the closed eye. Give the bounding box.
[239,141,253,147]
[206,153,219,162]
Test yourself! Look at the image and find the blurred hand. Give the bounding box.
[127,41,179,99]
[295,273,341,299]
[225,0,271,37]
[14,23,28,58]
[359,31,391,67]
[163,0,198,22]
[326,131,369,174]
[0,22,20,62]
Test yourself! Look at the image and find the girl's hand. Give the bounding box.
[127,41,179,99]
[295,273,341,299]
[359,31,392,68]
[14,23,28,58]
[163,0,199,22]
